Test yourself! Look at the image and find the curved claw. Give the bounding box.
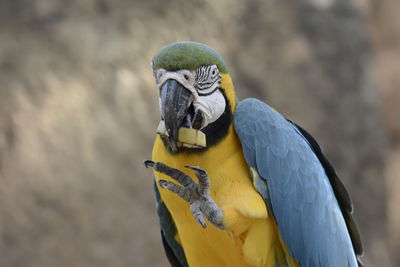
[190,201,207,228]
[158,179,169,188]
[143,160,155,168]
[185,165,207,175]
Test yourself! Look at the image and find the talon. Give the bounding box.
[185,165,207,175]
[197,215,207,228]
[159,180,168,188]
[143,160,155,168]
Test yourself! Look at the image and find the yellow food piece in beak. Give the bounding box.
[156,120,206,148]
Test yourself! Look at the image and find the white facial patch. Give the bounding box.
[154,65,226,129]
[195,90,226,128]
[156,69,197,96]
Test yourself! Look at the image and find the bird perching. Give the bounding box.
[144,42,363,267]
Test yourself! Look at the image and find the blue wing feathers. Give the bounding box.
[288,121,363,264]
[288,121,363,261]
[234,98,358,267]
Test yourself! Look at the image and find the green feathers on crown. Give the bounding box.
[152,42,228,73]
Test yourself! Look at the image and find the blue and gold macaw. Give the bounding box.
[144,42,363,267]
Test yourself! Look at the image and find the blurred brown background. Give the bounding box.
[0,0,398,266]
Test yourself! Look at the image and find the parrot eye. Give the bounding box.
[195,65,220,91]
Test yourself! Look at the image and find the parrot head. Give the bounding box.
[152,42,236,153]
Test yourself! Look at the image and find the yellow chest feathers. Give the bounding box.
[152,127,298,267]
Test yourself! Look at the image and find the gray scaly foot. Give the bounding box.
[144,160,224,229]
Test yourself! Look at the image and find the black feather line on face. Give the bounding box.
[196,78,219,90]
[162,89,232,155]
[197,87,220,96]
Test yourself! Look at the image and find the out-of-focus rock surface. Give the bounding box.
[369,0,400,264]
[0,0,395,266]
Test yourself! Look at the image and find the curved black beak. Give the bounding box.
[160,79,193,152]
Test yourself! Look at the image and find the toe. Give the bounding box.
[159,180,193,202]
[143,160,155,168]
[190,202,207,228]
[154,163,196,188]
